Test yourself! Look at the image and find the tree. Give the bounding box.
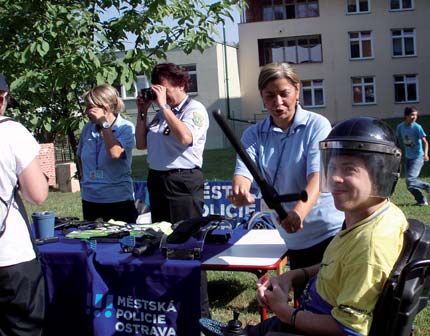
[0,0,239,154]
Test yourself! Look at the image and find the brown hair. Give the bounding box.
[151,63,190,92]
[404,105,418,116]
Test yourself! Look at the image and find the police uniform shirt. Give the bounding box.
[233,105,344,250]
[147,96,209,171]
[77,114,136,203]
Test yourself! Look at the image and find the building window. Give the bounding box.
[115,75,149,100]
[301,79,325,107]
[392,28,416,57]
[115,65,198,99]
[262,0,319,20]
[346,0,370,14]
[182,65,198,94]
[349,31,373,59]
[390,0,414,10]
[258,35,322,65]
[352,77,375,104]
[394,74,418,103]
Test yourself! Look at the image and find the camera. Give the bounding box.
[141,88,156,101]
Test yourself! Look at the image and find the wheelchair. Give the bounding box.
[201,219,430,336]
[266,219,430,336]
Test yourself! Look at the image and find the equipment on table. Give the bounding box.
[161,215,234,260]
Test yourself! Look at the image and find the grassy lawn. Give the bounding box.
[26,147,430,334]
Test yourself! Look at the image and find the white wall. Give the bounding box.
[238,0,430,124]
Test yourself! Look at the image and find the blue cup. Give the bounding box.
[32,211,55,239]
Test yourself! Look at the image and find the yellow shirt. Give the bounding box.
[316,201,408,335]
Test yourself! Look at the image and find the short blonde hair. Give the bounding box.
[83,84,124,113]
[258,62,301,92]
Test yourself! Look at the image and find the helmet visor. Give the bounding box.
[320,148,400,198]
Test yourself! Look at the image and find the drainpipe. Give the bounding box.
[222,23,255,125]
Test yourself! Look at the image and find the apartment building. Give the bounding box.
[238,0,430,125]
[117,42,241,151]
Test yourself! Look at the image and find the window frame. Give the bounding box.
[391,28,416,58]
[349,31,373,60]
[389,0,414,11]
[262,0,319,20]
[181,64,198,95]
[346,0,371,14]
[394,74,419,103]
[301,79,325,108]
[351,76,376,105]
[258,35,323,65]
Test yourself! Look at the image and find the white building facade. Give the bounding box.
[238,0,430,124]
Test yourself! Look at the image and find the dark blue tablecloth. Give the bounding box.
[39,229,244,336]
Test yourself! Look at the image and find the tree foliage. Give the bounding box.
[0,0,239,151]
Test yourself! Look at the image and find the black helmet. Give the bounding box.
[320,117,401,197]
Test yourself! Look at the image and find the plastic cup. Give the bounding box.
[32,211,55,239]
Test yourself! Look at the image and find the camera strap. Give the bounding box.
[148,96,192,130]
[162,97,192,136]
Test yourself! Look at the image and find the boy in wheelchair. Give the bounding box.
[202,117,410,335]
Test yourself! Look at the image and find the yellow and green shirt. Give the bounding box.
[301,201,408,335]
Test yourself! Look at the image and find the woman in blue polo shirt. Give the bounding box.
[229,62,344,299]
[77,84,138,223]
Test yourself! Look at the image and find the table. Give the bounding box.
[38,229,287,335]
[202,230,288,320]
[39,234,203,336]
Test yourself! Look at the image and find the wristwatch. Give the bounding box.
[101,121,110,129]
[160,104,171,114]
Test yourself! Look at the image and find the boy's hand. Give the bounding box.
[256,273,293,308]
[264,277,292,314]
[256,276,272,308]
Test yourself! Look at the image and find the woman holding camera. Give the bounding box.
[135,63,209,225]
[78,84,138,223]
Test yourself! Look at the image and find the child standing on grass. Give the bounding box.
[396,106,430,206]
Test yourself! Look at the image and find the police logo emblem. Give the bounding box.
[192,112,204,127]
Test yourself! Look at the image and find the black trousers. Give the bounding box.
[0,259,45,336]
[147,168,204,224]
[147,168,209,317]
[286,236,334,302]
[82,199,138,224]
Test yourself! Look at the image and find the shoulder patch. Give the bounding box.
[192,112,205,127]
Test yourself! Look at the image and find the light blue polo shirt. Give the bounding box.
[77,114,136,203]
[396,121,426,159]
[234,105,344,250]
[146,96,209,170]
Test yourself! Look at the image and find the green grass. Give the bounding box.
[131,148,237,181]
[25,147,430,334]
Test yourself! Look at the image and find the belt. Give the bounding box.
[150,167,201,175]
